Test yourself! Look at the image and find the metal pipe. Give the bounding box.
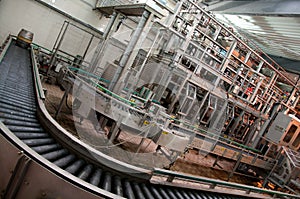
[52,21,67,52]
[153,167,300,198]
[109,10,151,92]
[88,11,119,73]
[48,21,70,75]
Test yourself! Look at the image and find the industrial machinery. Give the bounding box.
[266,112,300,151]
[2,34,280,199]
[2,0,300,198]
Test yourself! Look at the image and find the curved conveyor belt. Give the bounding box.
[0,41,251,199]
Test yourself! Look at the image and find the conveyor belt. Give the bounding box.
[0,42,250,199]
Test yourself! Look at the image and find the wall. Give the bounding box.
[0,0,108,51]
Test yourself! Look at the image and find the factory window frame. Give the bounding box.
[283,124,297,143]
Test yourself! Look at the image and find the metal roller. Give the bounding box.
[0,113,38,123]
[158,187,172,199]
[132,182,145,199]
[0,94,36,107]
[140,184,155,199]
[22,138,55,146]
[173,189,186,199]
[0,98,36,112]
[14,132,50,139]
[3,119,41,127]
[5,125,44,132]
[123,180,136,199]
[0,84,35,101]
[31,143,62,154]
[148,186,164,199]
[185,191,198,199]
[0,107,36,119]
[65,159,85,174]
[0,103,36,115]
[0,89,35,102]
[113,175,123,196]
[42,148,69,161]
[89,168,103,186]
[101,172,112,191]
[165,188,178,199]
[53,154,77,168]
[199,193,212,199]
[0,82,33,91]
[0,82,33,90]
[78,164,93,180]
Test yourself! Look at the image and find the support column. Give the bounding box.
[88,11,119,74]
[48,21,69,75]
[109,10,151,92]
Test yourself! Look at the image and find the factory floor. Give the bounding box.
[42,81,259,187]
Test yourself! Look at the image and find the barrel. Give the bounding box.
[16,29,34,48]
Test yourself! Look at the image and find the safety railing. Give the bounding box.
[32,43,91,71]
[0,35,14,63]
[153,168,300,198]
[66,66,136,107]
[31,45,46,100]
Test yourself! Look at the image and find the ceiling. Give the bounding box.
[202,0,300,73]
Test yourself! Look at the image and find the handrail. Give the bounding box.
[32,42,52,53]
[168,117,261,154]
[31,45,46,100]
[32,43,90,69]
[153,168,300,198]
[68,66,110,83]
[95,81,137,107]
[0,35,13,63]
[66,67,136,107]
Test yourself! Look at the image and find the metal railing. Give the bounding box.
[31,44,46,100]
[0,35,13,63]
[153,168,300,198]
